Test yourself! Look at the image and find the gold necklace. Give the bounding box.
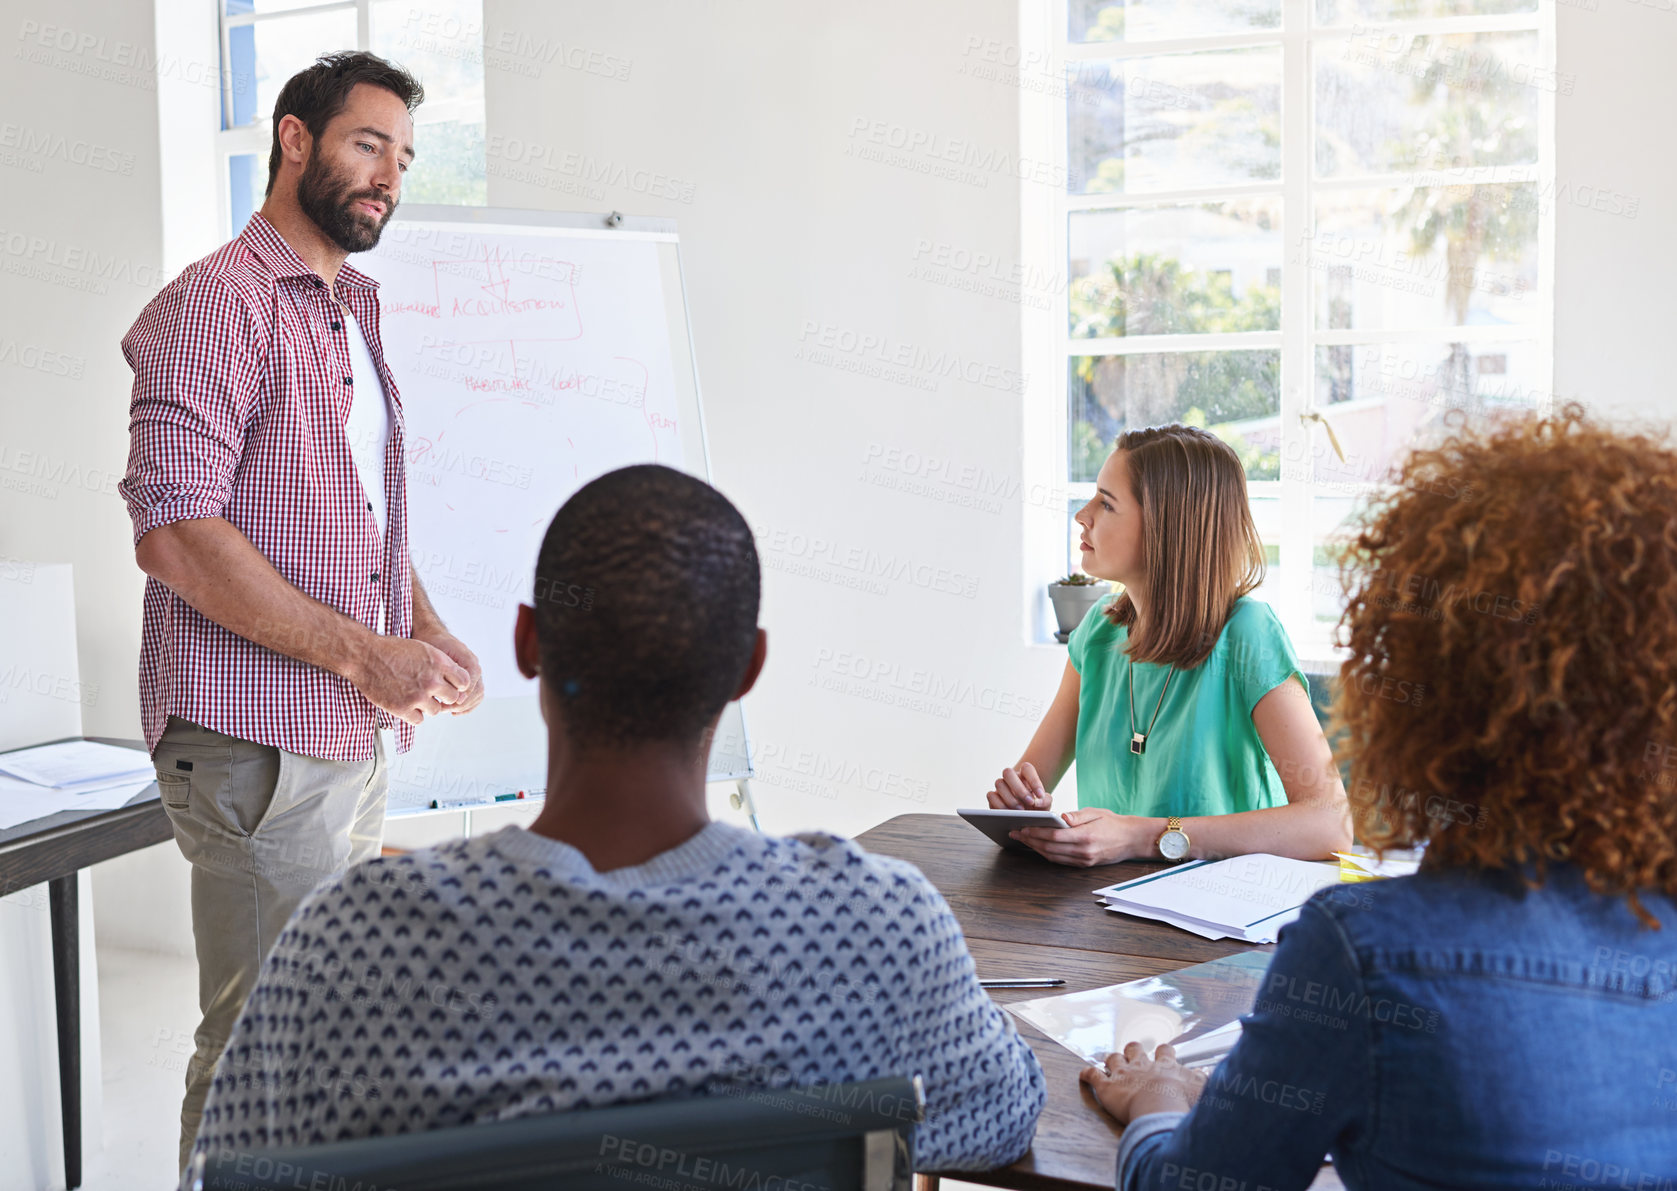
[1127,656,1175,755]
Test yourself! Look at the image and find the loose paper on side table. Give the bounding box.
[0,740,157,831]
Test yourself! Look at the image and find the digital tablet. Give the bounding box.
[957,808,1070,851]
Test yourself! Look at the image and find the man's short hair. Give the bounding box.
[532,465,760,749]
[266,51,424,197]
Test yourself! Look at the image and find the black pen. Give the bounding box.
[978,978,1066,989]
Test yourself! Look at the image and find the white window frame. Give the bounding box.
[211,1,487,235]
[1020,0,1555,658]
[214,1,371,238]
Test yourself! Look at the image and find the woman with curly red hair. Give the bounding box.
[1082,406,1677,1187]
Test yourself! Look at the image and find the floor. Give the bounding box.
[82,946,197,1191]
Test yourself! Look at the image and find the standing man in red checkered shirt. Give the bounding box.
[117,52,485,1168]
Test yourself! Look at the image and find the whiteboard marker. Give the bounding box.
[429,792,522,810]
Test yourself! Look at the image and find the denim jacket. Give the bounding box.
[1118,864,1677,1191]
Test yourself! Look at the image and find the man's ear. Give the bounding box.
[275,113,313,175]
[513,603,540,679]
[732,628,767,700]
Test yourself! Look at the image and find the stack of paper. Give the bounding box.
[1094,853,1344,943]
[1006,951,1271,1069]
[0,740,157,831]
[0,739,155,790]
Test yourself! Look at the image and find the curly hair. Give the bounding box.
[1332,404,1677,926]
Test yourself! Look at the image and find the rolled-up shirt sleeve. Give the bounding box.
[119,271,264,545]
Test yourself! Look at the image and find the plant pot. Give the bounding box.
[1049,582,1108,637]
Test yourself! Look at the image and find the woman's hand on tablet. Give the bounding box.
[1009,808,1154,866]
[989,763,1051,809]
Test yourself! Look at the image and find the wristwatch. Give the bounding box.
[1156,816,1191,861]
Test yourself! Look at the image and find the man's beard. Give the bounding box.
[296,151,396,254]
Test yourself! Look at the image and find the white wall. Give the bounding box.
[482,0,1071,837]
[1,0,169,1179]
[1552,0,1677,430]
[81,0,223,965]
[1,1,170,743]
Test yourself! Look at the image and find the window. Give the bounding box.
[217,0,486,237]
[1033,0,1554,651]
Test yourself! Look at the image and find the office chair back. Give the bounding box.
[190,1075,924,1191]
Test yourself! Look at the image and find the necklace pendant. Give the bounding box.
[1130,732,1148,755]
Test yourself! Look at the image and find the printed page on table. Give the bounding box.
[1101,854,1343,941]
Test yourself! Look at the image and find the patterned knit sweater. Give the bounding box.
[190,822,1046,1172]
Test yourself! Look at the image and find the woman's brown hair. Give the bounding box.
[1333,404,1677,925]
[1103,424,1267,668]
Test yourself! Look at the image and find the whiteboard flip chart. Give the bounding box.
[352,206,750,812]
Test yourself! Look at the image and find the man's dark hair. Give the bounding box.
[533,465,760,749]
[266,51,424,197]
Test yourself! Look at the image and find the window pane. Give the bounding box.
[224,2,258,128]
[372,0,484,108]
[1308,183,1538,330]
[372,0,487,204]
[1307,338,1541,480]
[397,117,486,204]
[1302,339,1545,627]
[1309,493,1360,629]
[1069,352,1280,482]
[1070,0,1281,43]
[1316,32,1541,178]
[249,10,359,125]
[1244,489,1286,604]
[1069,200,1282,338]
[1316,0,1536,26]
[1069,49,1282,195]
[1248,491,1282,567]
[229,153,263,235]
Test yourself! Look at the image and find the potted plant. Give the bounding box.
[1048,572,1108,641]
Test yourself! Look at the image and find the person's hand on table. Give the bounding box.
[989,763,1051,809]
[1009,808,1157,866]
[416,629,486,715]
[1081,1042,1208,1124]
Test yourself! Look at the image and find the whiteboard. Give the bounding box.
[352,205,752,814]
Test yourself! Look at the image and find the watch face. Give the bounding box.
[1159,829,1189,861]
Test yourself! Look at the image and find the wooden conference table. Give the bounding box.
[856,813,1341,1191]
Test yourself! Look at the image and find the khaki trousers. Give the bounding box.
[153,716,387,1171]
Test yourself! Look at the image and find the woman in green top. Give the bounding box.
[990,424,1352,866]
